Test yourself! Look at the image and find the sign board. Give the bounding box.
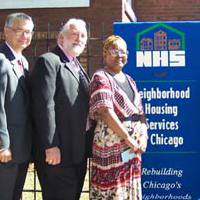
[0,0,89,9]
[114,21,200,199]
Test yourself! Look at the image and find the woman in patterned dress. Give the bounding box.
[89,35,148,200]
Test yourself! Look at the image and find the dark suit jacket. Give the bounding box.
[30,45,90,165]
[0,43,32,163]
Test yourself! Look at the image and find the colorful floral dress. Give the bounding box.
[89,69,148,200]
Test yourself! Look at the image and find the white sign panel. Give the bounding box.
[0,0,90,9]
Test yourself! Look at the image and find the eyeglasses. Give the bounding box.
[7,27,34,37]
[109,49,128,57]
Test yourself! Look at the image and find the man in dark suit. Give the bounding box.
[30,18,93,200]
[0,13,34,200]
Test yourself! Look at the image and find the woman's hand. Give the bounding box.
[139,123,148,152]
[125,136,140,152]
[137,135,148,153]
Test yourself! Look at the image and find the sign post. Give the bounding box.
[114,21,200,200]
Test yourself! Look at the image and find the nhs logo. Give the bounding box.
[136,23,186,68]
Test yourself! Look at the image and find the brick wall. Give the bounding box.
[134,0,200,21]
[0,0,128,73]
[1,0,199,73]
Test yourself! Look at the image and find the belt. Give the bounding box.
[119,114,140,122]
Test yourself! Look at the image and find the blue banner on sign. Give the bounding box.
[114,21,200,199]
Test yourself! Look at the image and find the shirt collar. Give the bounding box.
[5,42,22,60]
[58,43,75,62]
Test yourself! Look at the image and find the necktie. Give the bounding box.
[17,59,24,75]
[73,60,90,131]
[78,68,91,131]
[78,68,89,93]
[73,60,89,92]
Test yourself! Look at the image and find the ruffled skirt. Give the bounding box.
[90,120,144,200]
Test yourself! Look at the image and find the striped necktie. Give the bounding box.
[78,68,89,93]
[73,60,89,92]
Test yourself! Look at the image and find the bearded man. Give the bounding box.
[30,18,92,200]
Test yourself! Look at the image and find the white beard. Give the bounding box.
[63,40,85,57]
[72,44,85,55]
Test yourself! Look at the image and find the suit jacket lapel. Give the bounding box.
[51,45,90,94]
[74,59,90,94]
[65,62,80,82]
[11,60,28,93]
[52,45,80,83]
[0,43,24,79]
[74,59,90,82]
[21,56,29,78]
[0,43,29,98]
[11,60,23,79]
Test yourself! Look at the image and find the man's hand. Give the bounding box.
[45,147,61,165]
[0,148,12,163]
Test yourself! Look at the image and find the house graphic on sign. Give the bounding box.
[136,22,185,51]
[135,23,186,67]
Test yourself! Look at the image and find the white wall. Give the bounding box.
[0,0,90,9]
